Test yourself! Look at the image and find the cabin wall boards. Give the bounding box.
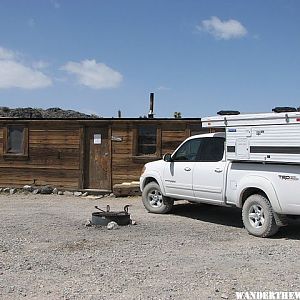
[202,112,300,164]
[0,118,203,190]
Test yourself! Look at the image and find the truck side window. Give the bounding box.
[172,139,202,162]
[197,137,225,162]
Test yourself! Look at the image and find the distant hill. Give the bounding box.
[0,107,100,119]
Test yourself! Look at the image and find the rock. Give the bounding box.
[3,188,10,193]
[130,220,137,225]
[85,220,92,227]
[107,221,118,230]
[74,192,82,197]
[23,185,33,192]
[0,107,100,119]
[63,191,73,196]
[82,192,88,197]
[0,188,2,192]
[10,188,17,195]
[58,191,64,195]
[109,193,114,197]
[221,294,228,299]
[33,189,40,195]
[88,195,104,200]
[40,186,53,194]
[52,188,58,194]
[86,195,102,200]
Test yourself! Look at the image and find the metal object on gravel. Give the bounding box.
[91,205,131,226]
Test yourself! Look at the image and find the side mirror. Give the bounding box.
[163,153,173,162]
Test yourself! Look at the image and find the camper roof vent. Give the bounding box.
[272,107,297,113]
[217,110,240,116]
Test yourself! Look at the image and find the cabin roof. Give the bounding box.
[0,117,202,123]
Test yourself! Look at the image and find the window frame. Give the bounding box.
[3,124,29,160]
[132,125,161,162]
[172,137,225,163]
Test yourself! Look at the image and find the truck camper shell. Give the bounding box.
[202,111,300,164]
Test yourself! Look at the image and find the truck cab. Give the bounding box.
[140,132,228,208]
[161,132,227,204]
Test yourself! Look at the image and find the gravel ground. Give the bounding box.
[0,193,300,300]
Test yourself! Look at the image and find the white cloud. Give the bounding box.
[198,16,247,40]
[61,59,123,89]
[32,60,49,69]
[0,46,52,89]
[0,47,15,60]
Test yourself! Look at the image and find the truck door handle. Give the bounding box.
[184,167,191,171]
[214,168,223,173]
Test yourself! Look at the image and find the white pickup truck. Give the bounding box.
[140,110,300,237]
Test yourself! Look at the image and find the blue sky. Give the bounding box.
[0,0,299,118]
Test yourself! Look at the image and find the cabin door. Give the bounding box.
[85,127,111,190]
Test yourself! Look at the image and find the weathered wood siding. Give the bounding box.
[111,121,203,186]
[0,123,81,188]
[111,123,138,185]
[0,118,204,190]
[161,123,188,154]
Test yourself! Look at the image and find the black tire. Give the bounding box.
[242,194,279,238]
[142,182,174,214]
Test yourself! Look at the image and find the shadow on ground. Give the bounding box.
[274,218,300,240]
[171,202,300,240]
[171,202,243,228]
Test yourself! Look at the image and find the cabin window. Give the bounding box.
[132,125,161,162]
[3,125,28,159]
[137,125,157,155]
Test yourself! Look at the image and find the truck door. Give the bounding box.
[163,138,202,201]
[193,137,226,204]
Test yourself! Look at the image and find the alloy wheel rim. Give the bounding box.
[248,204,265,228]
[148,189,163,208]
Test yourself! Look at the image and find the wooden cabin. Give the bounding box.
[0,118,207,192]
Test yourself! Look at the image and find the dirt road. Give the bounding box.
[0,193,299,299]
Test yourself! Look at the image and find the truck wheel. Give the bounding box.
[142,182,174,214]
[242,194,278,238]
